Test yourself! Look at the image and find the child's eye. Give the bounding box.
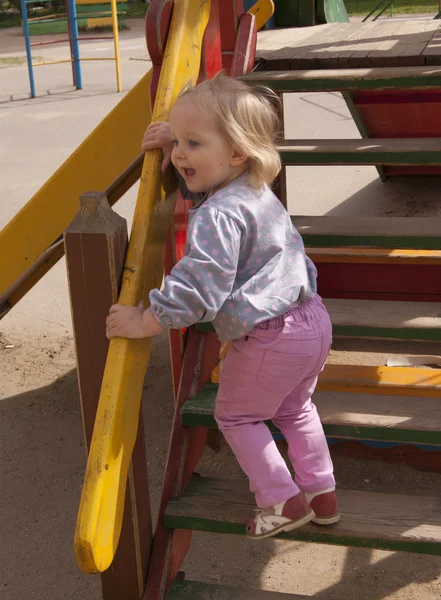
[171,139,178,146]
[189,140,200,148]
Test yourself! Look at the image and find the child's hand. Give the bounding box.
[106,303,164,339]
[141,122,174,173]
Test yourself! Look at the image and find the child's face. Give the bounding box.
[169,96,247,194]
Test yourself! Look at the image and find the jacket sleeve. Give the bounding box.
[149,207,241,328]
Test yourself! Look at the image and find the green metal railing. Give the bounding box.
[363,0,394,21]
[364,1,441,21]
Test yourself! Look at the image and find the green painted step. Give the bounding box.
[181,383,441,446]
[241,66,441,93]
[165,476,441,556]
[293,216,441,249]
[167,579,307,599]
[198,298,441,342]
[278,139,441,166]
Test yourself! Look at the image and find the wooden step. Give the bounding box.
[168,579,307,599]
[181,383,441,445]
[325,298,441,342]
[241,66,441,93]
[210,361,441,397]
[307,247,441,265]
[319,363,441,397]
[198,298,441,342]
[165,476,441,556]
[309,248,441,303]
[278,139,441,166]
[292,216,441,249]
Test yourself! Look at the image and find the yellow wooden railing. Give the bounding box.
[73,0,277,576]
[73,0,211,575]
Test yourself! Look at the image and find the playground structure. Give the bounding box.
[2,0,441,597]
[20,0,122,97]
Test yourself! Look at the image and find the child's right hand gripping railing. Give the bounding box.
[73,0,211,576]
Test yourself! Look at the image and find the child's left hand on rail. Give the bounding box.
[106,302,164,339]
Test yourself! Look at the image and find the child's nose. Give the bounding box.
[172,145,186,161]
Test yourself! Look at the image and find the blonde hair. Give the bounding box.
[178,74,281,189]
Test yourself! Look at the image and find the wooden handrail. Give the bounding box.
[0,152,144,320]
[73,0,211,574]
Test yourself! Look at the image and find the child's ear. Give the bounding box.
[231,149,248,166]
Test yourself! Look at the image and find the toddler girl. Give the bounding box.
[106,74,339,540]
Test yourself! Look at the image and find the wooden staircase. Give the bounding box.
[149,64,441,599]
[66,6,441,598]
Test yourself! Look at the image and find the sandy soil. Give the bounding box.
[1,327,441,600]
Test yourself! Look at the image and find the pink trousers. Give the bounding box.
[215,295,335,508]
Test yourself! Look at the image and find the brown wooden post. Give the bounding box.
[65,192,152,599]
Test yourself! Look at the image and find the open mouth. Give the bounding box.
[183,168,196,178]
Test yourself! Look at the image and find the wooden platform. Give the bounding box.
[257,21,441,69]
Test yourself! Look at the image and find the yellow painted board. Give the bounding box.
[74,0,211,575]
[319,364,441,397]
[0,70,152,298]
[307,247,441,265]
[212,361,441,396]
[86,16,112,27]
[248,0,274,30]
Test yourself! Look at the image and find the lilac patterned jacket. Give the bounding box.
[149,173,317,342]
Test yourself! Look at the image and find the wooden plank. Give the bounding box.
[315,262,441,303]
[242,66,441,92]
[292,216,441,249]
[168,580,308,599]
[323,298,441,341]
[231,12,257,77]
[253,30,320,69]
[198,297,441,341]
[307,23,362,66]
[0,68,152,300]
[181,378,441,445]
[369,21,438,68]
[278,138,441,165]
[317,22,379,68]
[319,363,441,397]
[219,0,244,72]
[423,22,441,57]
[0,153,145,322]
[365,21,410,66]
[307,247,441,265]
[258,24,330,56]
[290,23,357,67]
[337,21,379,66]
[328,22,386,68]
[73,0,210,575]
[165,476,441,555]
[65,193,151,598]
[144,330,207,600]
[208,357,441,397]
